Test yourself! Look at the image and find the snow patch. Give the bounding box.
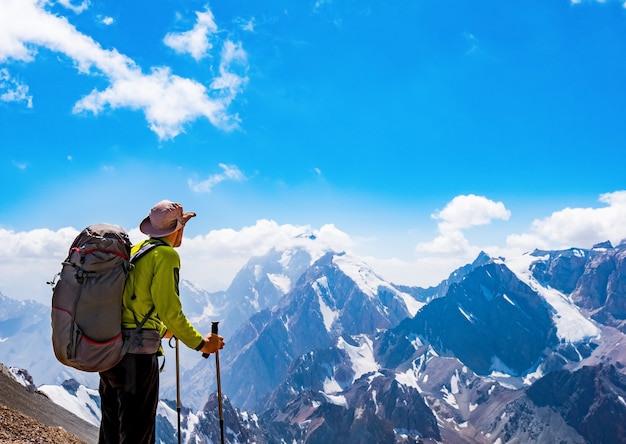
[39,383,101,426]
[458,305,473,323]
[450,370,460,394]
[372,390,379,415]
[157,401,200,444]
[501,254,600,342]
[253,264,263,281]
[189,301,219,324]
[267,273,291,294]
[502,293,515,306]
[522,366,544,386]
[318,295,338,333]
[9,367,31,388]
[395,366,420,391]
[336,335,379,382]
[441,385,459,409]
[332,253,423,316]
[323,377,342,394]
[314,277,338,333]
[320,392,348,408]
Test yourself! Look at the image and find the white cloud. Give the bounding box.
[0,227,79,303]
[102,16,114,26]
[0,1,247,140]
[164,9,218,61]
[504,232,549,252]
[507,190,626,251]
[241,19,255,32]
[433,194,511,231]
[73,66,232,139]
[410,192,626,285]
[416,194,510,255]
[188,163,246,193]
[0,227,77,259]
[57,0,89,14]
[417,229,474,255]
[180,220,354,291]
[4,193,626,303]
[0,221,352,302]
[210,40,249,102]
[0,68,33,108]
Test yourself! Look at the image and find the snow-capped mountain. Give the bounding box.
[0,363,99,443]
[0,291,99,389]
[39,379,101,426]
[218,246,318,339]
[247,243,626,443]
[189,250,422,412]
[3,239,626,443]
[569,242,626,331]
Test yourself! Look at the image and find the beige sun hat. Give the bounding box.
[139,200,196,237]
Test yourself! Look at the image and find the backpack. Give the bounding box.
[50,223,164,372]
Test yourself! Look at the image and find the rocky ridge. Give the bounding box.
[0,363,98,444]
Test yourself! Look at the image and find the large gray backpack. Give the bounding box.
[51,224,162,372]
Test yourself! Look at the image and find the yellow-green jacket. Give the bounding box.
[122,238,204,351]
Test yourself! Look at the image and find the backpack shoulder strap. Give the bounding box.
[121,239,169,356]
[130,239,168,264]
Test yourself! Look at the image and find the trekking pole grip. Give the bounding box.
[202,321,219,359]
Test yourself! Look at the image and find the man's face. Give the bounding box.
[173,227,184,247]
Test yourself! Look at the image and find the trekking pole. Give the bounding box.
[202,322,224,444]
[213,322,225,444]
[175,337,182,444]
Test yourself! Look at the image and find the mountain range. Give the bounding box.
[1,236,625,443]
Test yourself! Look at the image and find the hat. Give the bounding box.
[139,200,196,237]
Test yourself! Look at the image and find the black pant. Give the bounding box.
[98,353,159,444]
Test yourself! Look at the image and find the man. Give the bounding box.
[98,200,225,444]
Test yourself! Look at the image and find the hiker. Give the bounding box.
[98,200,225,444]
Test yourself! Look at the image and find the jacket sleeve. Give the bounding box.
[150,246,205,351]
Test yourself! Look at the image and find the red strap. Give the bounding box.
[71,247,129,260]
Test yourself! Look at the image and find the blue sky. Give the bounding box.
[1,0,626,303]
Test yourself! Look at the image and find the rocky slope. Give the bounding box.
[0,363,98,444]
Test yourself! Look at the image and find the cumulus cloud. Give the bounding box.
[0,227,78,259]
[410,192,626,285]
[417,194,510,254]
[506,190,626,251]
[0,68,33,108]
[210,40,249,103]
[0,0,247,140]
[434,194,511,231]
[0,227,79,303]
[57,0,89,14]
[4,192,626,302]
[188,163,246,193]
[164,9,218,61]
[0,221,354,302]
[180,220,354,291]
[73,66,232,139]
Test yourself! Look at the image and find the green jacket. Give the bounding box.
[122,238,205,351]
